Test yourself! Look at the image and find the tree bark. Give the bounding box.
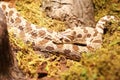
[42,0,95,28]
[73,0,95,27]
[0,8,14,80]
[0,7,27,80]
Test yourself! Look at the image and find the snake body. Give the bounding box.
[0,1,115,61]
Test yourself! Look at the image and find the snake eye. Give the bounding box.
[45,7,51,11]
[60,38,63,41]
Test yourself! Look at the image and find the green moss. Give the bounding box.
[15,0,66,32]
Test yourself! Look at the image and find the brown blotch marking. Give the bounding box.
[46,46,54,51]
[31,32,38,38]
[16,13,21,17]
[97,25,104,29]
[18,26,23,30]
[87,46,94,51]
[38,30,46,36]
[93,40,102,43]
[26,22,31,27]
[73,45,79,51]
[2,4,6,10]
[31,42,35,46]
[45,37,51,40]
[25,27,32,32]
[57,44,63,49]
[26,40,30,44]
[39,39,49,45]
[64,49,71,54]
[9,10,14,16]
[5,12,8,16]
[10,18,14,23]
[93,30,98,37]
[72,31,76,35]
[67,35,74,41]
[83,28,88,33]
[77,34,82,38]
[87,34,91,38]
[48,29,53,33]
[15,17,21,23]
[25,22,32,32]
[8,3,14,8]
[64,38,70,42]
[19,31,25,38]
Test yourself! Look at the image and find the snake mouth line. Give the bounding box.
[53,42,87,46]
[73,43,87,46]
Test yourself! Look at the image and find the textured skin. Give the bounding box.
[53,16,115,49]
[0,1,115,61]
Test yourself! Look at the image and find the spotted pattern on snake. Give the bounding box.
[0,1,115,61]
